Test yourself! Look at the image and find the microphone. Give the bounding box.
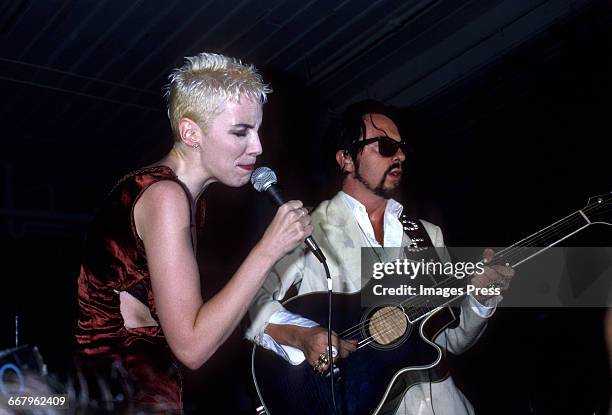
[251,167,326,263]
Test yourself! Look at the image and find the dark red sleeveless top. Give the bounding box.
[76,166,201,410]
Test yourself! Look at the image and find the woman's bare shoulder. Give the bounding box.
[135,180,191,239]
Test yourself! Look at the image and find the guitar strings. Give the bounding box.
[339,277,462,341]
[494,209,588,255]
[354,203,609,346]
[482,212,589,267]
[353,277,467,347]
[340,276,463,344]
[340,229,577,343]
[344,275,466,346]
[345,211,591,338]
[357,275,487,347]
[344,213,585,345]
[488,200,608,263]
[348,204,605,346]
[340,210,586,340]
[335,203,605,347]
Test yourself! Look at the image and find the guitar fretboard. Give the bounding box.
[404,209,592,323]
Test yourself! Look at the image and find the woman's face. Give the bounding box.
[200,97,263,187]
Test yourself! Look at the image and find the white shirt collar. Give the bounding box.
[339,191,403,218]
[339,191,404,248]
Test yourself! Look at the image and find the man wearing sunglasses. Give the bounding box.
[247,100,513,414]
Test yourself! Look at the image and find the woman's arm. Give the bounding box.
[135,180,311,369]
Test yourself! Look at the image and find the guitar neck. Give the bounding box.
[490,209,591,268]
[407,209,593,320]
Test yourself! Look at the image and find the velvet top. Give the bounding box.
[76,166,203,409]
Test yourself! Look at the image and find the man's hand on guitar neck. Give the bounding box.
[265,324,357,372]
[470,248,515,302]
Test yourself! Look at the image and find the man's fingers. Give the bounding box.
[338,344,356,358]
[338,342,352,358]
[481,248,514,278]
[491,264,515,278]
[310,331,357,367]
[341,338,357,351]
[482,248,495,263]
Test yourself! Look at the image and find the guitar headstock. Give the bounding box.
[583,192,612,225]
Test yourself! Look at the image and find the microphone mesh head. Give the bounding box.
[251,167,277,192]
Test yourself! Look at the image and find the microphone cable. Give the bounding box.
[322,259,338,415]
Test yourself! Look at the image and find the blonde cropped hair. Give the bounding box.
[165,52,271,141]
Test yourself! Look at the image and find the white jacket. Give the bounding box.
[248,192,495,415]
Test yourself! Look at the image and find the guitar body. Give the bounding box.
[252,291,457,415]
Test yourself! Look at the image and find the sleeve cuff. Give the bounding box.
[258,333,306,365]
[467,294,503,318]
[257,309,320,365]
[269,309,320,328]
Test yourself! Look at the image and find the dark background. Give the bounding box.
[1,0,611,413]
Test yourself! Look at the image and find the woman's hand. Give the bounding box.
[258,200,313,262]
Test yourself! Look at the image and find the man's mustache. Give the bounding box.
[384,163,402,176]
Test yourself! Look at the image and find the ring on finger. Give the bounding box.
[313,361,325,373]
[317,353,329,365]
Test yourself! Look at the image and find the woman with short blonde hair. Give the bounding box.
[76,52,312,411]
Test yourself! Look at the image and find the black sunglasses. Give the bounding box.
[350,136,408,157]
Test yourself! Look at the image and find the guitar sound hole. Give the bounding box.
[367,306,410,347]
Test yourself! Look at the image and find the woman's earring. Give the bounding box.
[192,143,199,149]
